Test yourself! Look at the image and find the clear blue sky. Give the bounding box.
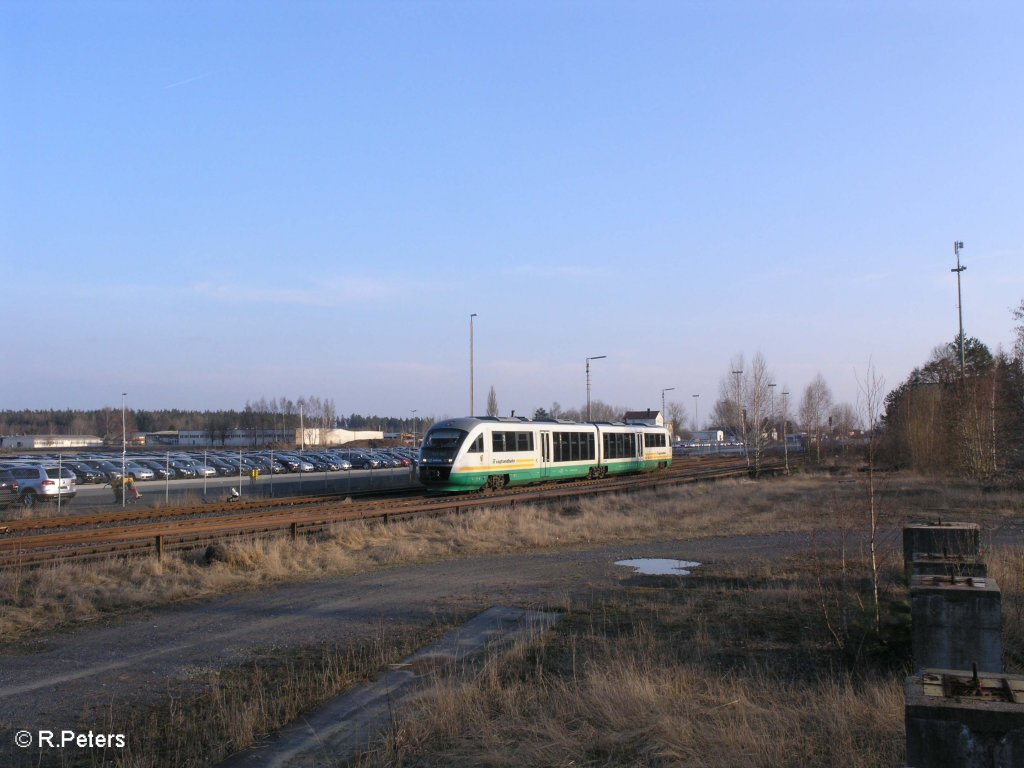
[3,1,1022,423]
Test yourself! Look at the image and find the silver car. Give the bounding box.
[3,464,76,508]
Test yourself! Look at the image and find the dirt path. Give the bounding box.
[0,530,825,752]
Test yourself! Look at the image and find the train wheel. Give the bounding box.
[484,475,507,492]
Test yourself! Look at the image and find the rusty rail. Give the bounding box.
[0,457,776,568]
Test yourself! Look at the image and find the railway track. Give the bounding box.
[0,456,779,568]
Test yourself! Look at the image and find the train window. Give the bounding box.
[644,433,666,448]
[421,428,469,460]
[492,431,533,453]
[552,432,595,462]
[467,435,484,453]
[425,428,464,449]
[554,432,568,462]
[603,432,638,459]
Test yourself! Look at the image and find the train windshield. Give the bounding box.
[421,428,468,460]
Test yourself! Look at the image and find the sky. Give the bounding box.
[3,1,1023,424]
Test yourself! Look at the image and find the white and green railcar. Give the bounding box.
[418,416,671,492]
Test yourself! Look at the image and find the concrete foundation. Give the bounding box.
[904,523,980,582]
[911,575,1002,673]
[912,553,988,580]
[906,669,1024,768]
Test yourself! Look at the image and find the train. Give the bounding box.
[417,416,672,492]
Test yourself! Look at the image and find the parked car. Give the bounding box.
[203,457,238,476]
[133,458,176,481]
[296,454,333,471]
[276,453,315,472]
[62,461,106,484]
[367,451,401,468]
[167,460,198,479]
[335,450,381,469]
[377,449,412,467]
[0,469,19,509]
[5,465,76,507]
[187,459,219,478]
[79,459,123,482]
[122,460,155,481]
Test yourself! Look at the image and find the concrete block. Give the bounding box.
[906,668,1024,768]
[904,523,981,582]
[912,553,988,580]
[911,575,1002,673]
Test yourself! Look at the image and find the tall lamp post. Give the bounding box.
[470,313,478,416]
[121,392,127,509]
[767,382,776,442]
[661,387,675,434]
[952,241,966,378]
[692,394,700,434]
[781,389,790,474]
[586,355,606,421]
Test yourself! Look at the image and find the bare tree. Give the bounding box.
[857,359,886,634]
[587,400,620,422]
[800,374,833,463]
[715,355,745,444]
[666,401,686,440]
[486,386,499,417]
[830,402,859,438]
[747,352,773,473]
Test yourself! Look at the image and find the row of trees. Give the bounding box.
[695,296,1024,480]
[880,332,1024,477]
[0,395,433,444]
[696,352,863,473]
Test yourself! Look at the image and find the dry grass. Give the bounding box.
[2,473,1021,642]
[83,626,448,768]
[7,472,1022,767]
[987,545,1024,671]
[354,551,911,768]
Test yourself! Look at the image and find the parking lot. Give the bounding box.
[0,446,422,511]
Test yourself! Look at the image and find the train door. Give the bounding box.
[540,431,551,479]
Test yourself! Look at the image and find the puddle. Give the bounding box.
[615,559,702,576]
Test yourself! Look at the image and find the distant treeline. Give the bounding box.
[0,395,434,441]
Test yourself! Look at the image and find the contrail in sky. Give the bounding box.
[163,72,211,89]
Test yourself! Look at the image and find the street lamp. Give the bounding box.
[661,387,675,432]
[692,394,700,432]
[952,241,966,378]
[411,409,418,448]
[768,382,776,442]
[470,313,478,416]
[781,389,790,474]
[121,392,127,509]
[586,355,607,421]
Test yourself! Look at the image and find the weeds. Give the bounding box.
[81,624,448,768]
[358,553,910,768]
[2,475,1021,643]
[3,474,1022,767]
